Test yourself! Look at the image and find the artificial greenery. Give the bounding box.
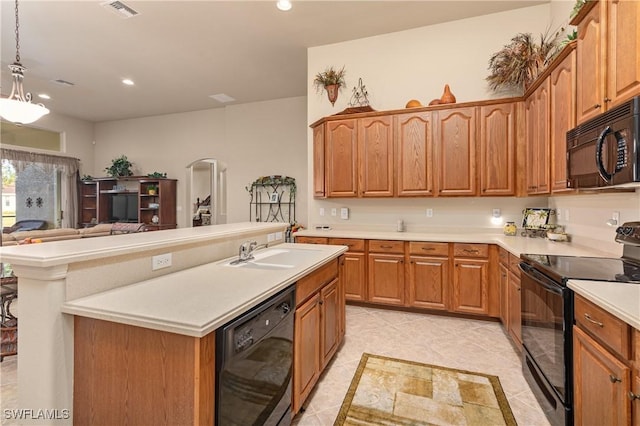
[570,0,588,18]
[486,31,562,92]
[246,175,297,197]
[147,171,167,178]
[104,155,133,178]
[313,66,346,93]
[80,174,93,181]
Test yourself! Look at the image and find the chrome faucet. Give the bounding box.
[238,240,257,262]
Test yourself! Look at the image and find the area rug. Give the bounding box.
[334,353,517,426]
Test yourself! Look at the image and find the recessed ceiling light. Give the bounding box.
[122,79,135,86]
[277,0,292,11]
[209,93,235,103]
[38,94,51,100]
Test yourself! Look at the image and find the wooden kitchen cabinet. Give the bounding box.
[507,269,522,350]
[358,116,394,197]
[451,243,489,315]
[550,44,577,193]
[329,238,366,301]
[574,0,640,124]
[633,329,640,426]
[435,107,478,196]
[313,124,325,197]
[293,259,343,414]
[479,102,516,196]
[74,317,215,425]
[325,119,358,197]
[395,111,435,196]
[408,242,449,311]
[367,240,405,306]
[525,78,551,195]
[498,257,509,326]
[295,236,329,245]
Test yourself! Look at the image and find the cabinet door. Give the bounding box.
[395,112,435,196]
[358,116,394,197]
[368,253,405,306]
[535,80,551,194]
[499,263,509,326]
[507,270,522,349]
[607,0,640,109]
[479,103,515,196]
[295,236,329,244]
[326,119,358,197]
[408,256,449,311]
[342,251,366,302]
[79,181,98,227]
[550,49,576,193]
[573,326,631,426]
[525,94,538,193]
[452,258,489,315]
[313,124,325,198]
[320,278,340,369]
[633,374,640,426]
[435,107,477,196]
[576,0,605,124]
[293,294,320,414]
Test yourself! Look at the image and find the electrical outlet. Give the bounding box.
[267,233,275,242]
[275,231,283,240]
[319,207,325,216]
[612,211,620,224]
[340,207,349,220]
[426,208,433,218]
[152,253,172,271]
[331,208,337,217]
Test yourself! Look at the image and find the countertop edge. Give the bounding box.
[568,279,640,330]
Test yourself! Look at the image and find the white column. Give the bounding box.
[13,264,72,425]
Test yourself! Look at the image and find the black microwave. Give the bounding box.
[567,96,640,189]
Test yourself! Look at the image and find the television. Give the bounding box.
[110,193,138,223]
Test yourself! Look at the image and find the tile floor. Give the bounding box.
[292,305,551,425]
[0,305,550,425]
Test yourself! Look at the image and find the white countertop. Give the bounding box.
[295,228,618,257]
[568,280,640,330]
[62,243,347,337]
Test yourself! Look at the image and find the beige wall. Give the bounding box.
[307,4,552,230]
[93,96,307,228]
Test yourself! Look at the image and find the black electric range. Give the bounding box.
[518,221,640,426]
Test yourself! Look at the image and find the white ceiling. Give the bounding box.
[1,1,546,123]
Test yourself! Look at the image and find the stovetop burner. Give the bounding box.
[520,254,640,285]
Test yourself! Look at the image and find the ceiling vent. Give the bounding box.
[51,79,75,87]
[101,1,139,19]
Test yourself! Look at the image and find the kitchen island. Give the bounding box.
[0,222,296,425]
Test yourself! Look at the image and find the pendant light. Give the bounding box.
[0,0,49,125]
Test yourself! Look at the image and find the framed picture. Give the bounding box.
[269,192,279,203]
[522,208,551,230]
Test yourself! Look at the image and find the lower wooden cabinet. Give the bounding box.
[368,253,405,306]
[452,244,489,315]
[499,262,509,325]
[293,258,344,414]
[329,238,366,302]
[408,255,449,310]
[507,269,522,348]
[573,325,631,426]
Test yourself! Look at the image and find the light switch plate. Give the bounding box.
[331,208,337,217]
[340,207,349,220]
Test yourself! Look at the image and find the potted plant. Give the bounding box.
[147,184,158,195]
[313,66,346,106]
[104,155,133,178]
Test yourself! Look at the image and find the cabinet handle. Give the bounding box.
[609,375,622,383]
[594,103,602,109]
[604,97,612,103]
[421,247,435,251]
[629,391,640,400]
[319,300,324,305]
[584,313,604,328]
[463,249,479,254]
[380,245,393,249]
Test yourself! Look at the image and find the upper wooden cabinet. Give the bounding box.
[435,107,478,196]
[358,116,394,197]
[312,124,325,197]
[479,103,516,196]
[525,78,551,195]
[325,119,358,197]
[574,0,640,124]
[395,111,435,196]
[550,46,576,193]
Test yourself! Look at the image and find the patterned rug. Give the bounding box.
[334,353,517,426]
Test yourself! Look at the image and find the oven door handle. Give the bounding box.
[519,263,563,295]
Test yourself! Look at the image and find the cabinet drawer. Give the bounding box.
[575,295,631,359]
[453,243,488,258]
[499,247,509,266]
[369,240,404,254]
[508,254,521,276]
[296,259,338,306]
[329,238,365,252]
[409,242,448,256]
[295,236,328,245]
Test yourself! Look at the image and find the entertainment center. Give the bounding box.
[78,177,177,230]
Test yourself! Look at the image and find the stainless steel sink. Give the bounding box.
[223,247,321,270]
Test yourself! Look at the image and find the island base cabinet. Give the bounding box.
[293,294,321,414]
[73,317,215,426]
[573,325,630,426]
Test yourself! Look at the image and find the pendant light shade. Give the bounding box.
[0,0,49,125]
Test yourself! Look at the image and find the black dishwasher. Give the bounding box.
[215,285,295,426]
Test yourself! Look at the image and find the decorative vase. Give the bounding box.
[440,84,457,104]
[503,221,517,236]
[151,214,159,224]
[325,84,339,106]
[148,189,156,195]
